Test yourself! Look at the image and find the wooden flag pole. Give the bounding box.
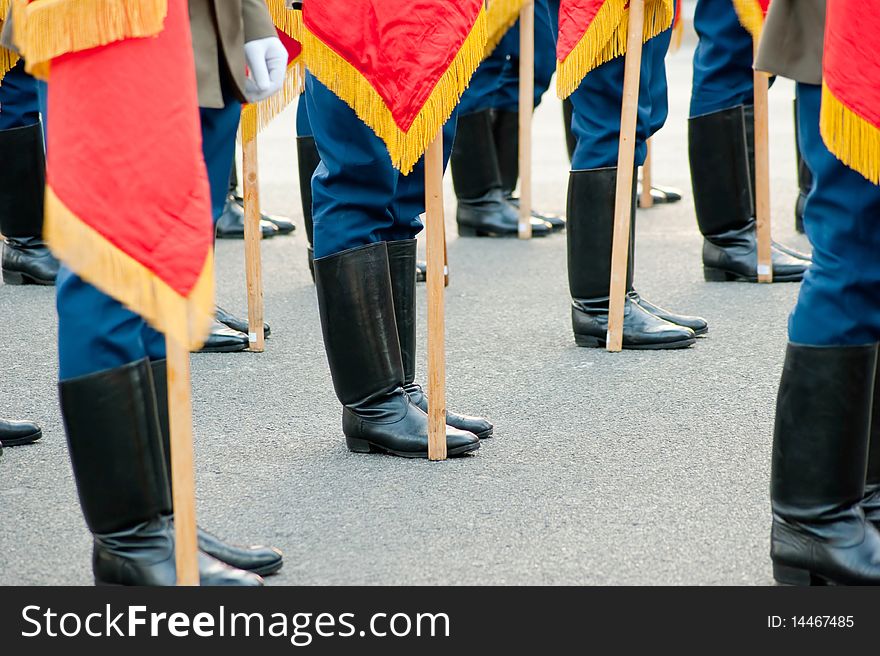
[753,44,773,283]
[242,111,267,350]
[606,0,646,353]
[425,130,447,461]
[165,336,199,586]
[640,138,654,209]
[517,0,534,239]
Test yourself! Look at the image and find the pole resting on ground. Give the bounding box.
[606,0,646,353]
[518,0,535,239]
[425,132,447,461]
[242,111,266,351]
[753,46,773,284]
[165,336,199,586]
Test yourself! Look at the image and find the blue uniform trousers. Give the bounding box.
[788,84,880,346]
[560,22,672,169]
[56,96,242,380]
[305,73,456,259]
[458,0,557,116]
[690,0,755,117]
[0,61,40,129]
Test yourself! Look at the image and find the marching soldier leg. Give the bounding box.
[793,98,812,235]
[566,32,701,348]
[0,62,59,285]
[769,83,880,586]
[296,95,319,279]
[306,74,479,458]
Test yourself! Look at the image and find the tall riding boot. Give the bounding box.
[793,100,811,234]
[314,243,480,457]
[451,110,550,237]
[567,168,696,349]
[59,359,263,586]
[0,123,59,285]
[689,106,808,282]
[387,240,494,439]
[770,343,880,585]
[492,110,565,230]
[743,104,810,261]
[150,359,284,576]
[297,135,320,280]
[863,356,880,530]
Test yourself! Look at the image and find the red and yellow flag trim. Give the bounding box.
[820,2,880,185]
[302,1,487,174]
[485,0,527,56]
[556,0,674,100]
[731,0,769,42]
[0,0,19,83]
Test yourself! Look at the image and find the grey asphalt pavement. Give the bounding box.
[0,38,809,585]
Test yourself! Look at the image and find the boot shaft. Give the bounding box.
[688,106,754,237]
[772,344,877,520]
[0,123,47,239]
[386,239,418,387]
[450,110,504,201]
[492,110,520,196]
[314,242,405,407]
[58,359,172,535]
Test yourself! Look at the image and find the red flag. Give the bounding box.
[732,0,770,41]
[820,1,880,185]
[15,0,214,348]
[486,0,528,56]
[556,0,675,99]
[302,0,487,174]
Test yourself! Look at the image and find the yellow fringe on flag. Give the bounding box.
[669,15,683,54]
[0,48,18,84]
[44,187,215,350]
[485,0,526,57]
[556,0,673,100]
[731,0,764,41]
[820,82,880,185]
[240,57,304,143]
[302,7,488,175]
[265,0,302,39]
[12,0,168,79]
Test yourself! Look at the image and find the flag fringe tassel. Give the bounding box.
[820,81,880,186]
[485,0,526,57]
[731,0,764,41]
[302,7,488,174]
[265,0,303,39]
[44,187,215,350]
[241,57,304,142]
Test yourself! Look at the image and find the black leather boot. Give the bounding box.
[793,100,811,234]
[314,243,480,457]
[228,162,295,234]
[297,136,320,281]
[567,168,696,350]
[689,106,809,282]
[215,305,271,339]
[0,123,59,286]
[636,180,683,207]
[387,240,494,439]
[59,359,262,586]
[150,359,284,576]
[493,110,565,230]
[770,343,880,585]
[194,320,249,353]
[451,110,551,238]
[743,104,810,262]
[863,357,880,530]
[215,194,278,240]
[0,417,42,446]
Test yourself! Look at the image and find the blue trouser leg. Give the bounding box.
[199,95,242,223]
[295,94,312,137]
[690,0,755,117]
[457,45,508,117]
[788,84,880,346]
[493,0,558,112]
[0,61,41,129]
[566,29,670,169]
[306,73,455,257]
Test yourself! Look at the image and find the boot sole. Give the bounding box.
[0,430,42,447]
[346,436,480,458]
[457,225,548,239]
[193,344,250,354]
[703,267,804,283]
[250,560,284,577]
[2,270,55,285]
[475,429,493,439]
[574,334,696,350]
[772,563,831,586]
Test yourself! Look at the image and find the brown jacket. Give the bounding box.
[189,0,276,108]
[755,0,826,85]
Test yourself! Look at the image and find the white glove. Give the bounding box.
[244,36,288,103]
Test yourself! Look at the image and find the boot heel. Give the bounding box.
[345,436,373,454]
[574,334,603,348]
[2,270,26,285]
[703,267,734,282]
[457,225,479,237]
[773,563,818,586]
